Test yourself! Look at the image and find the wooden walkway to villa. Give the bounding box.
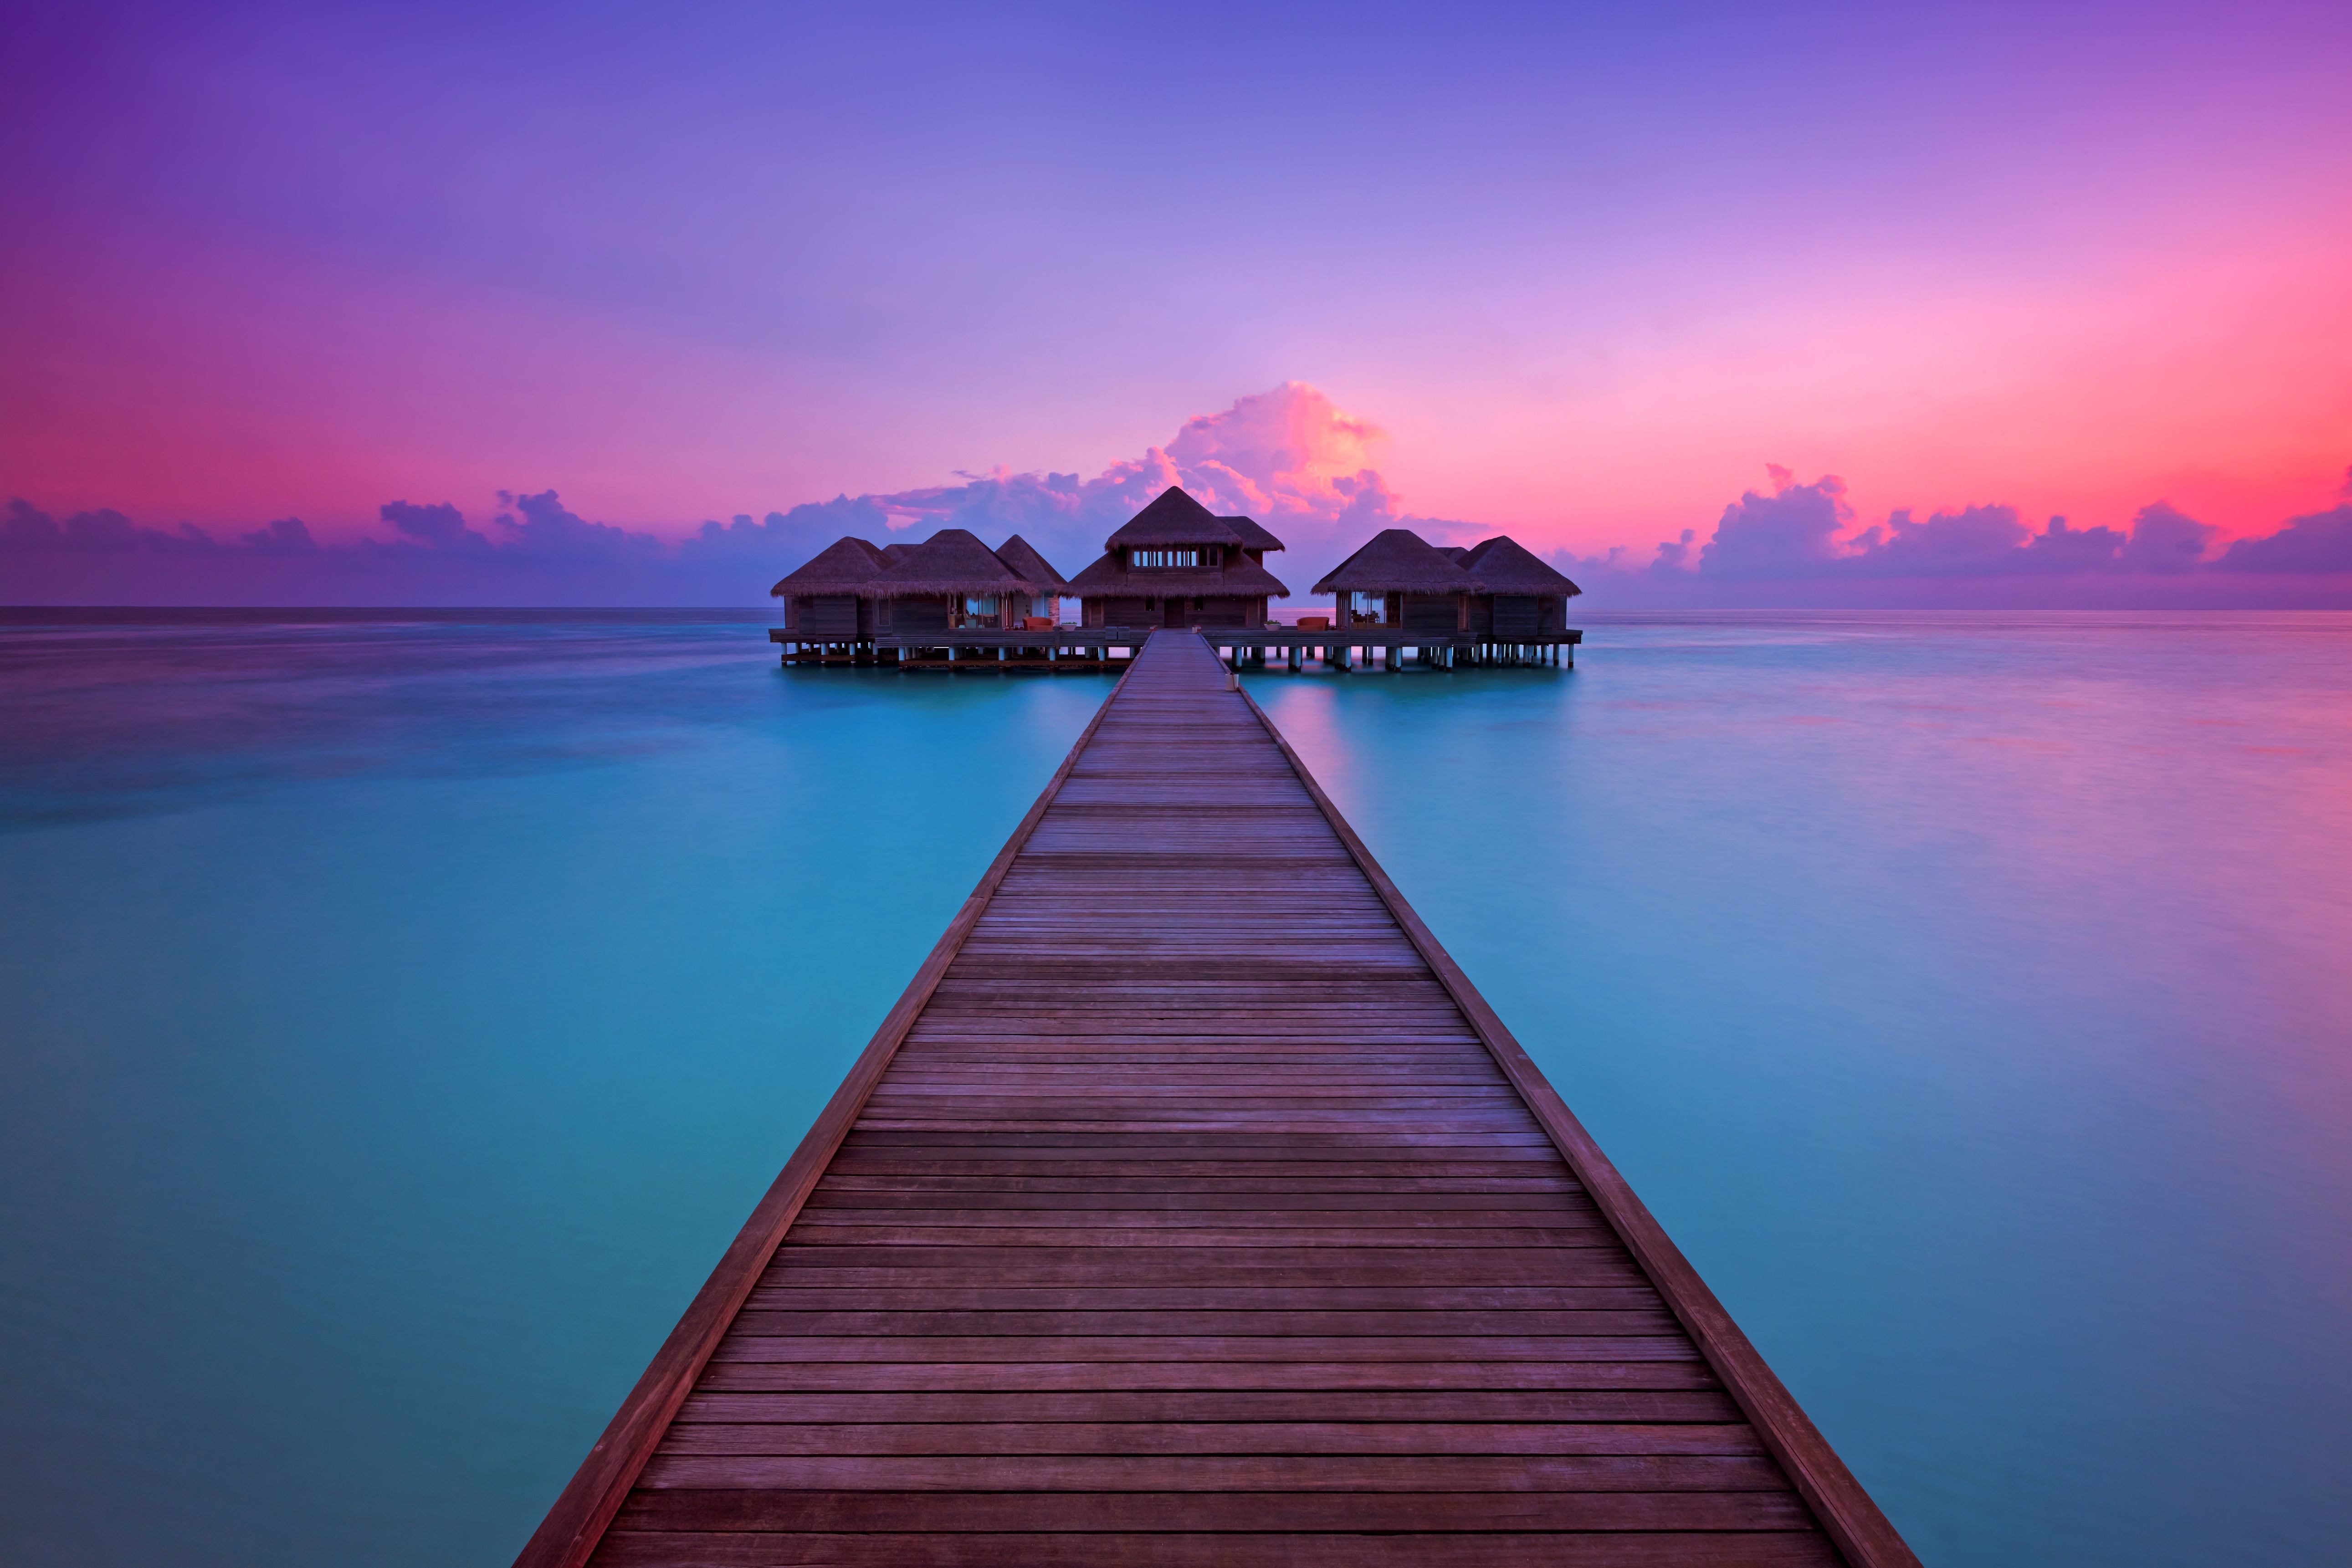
[518,631,1917,1568]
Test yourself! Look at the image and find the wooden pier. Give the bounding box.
[769,625,1581,672]
[521,630,1915,1568]
[769,629,1134,672]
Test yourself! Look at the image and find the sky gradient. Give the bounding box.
[5,0,2351,604]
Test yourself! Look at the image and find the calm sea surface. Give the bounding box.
[1,608,2347,1566]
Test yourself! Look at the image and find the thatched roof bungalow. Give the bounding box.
[770,529,1070,639]
[1313,528,1582,637]
[1457,535,1582,638]
[1313,528,1481,634]
[992,534,1071,614]
[1068,487,1290,630]
[1220,514,1286,561]
[860,528,1067,634]
[769,535,891,638]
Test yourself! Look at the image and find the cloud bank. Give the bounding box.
[1558,467,2352,608]
[5,386,2350,607]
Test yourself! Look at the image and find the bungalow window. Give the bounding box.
[1129,549,1201,568]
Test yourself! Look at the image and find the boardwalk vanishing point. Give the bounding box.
[518,630,1918,1568]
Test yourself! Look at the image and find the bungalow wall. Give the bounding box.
[1188,597,1262,629]
[1083,593,1266,630]
[881,597,951,635]
[1486,595,1565,637]
[879,595,1054,634]
[1399,593,1462,635]
[1083,596,1151,627]
[787,594,871,637]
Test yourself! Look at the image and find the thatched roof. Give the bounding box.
[1107,487,1246,548]
[1066,550,1291,599]
[992,534,1070,594]
[1313,529,1478,594]
[1220,515,1286,553]
[861,528,1040,600]
[880,542,916,564]
[1437,546,1471,564]
[1460,535,1583,597]
[769,535,889,597]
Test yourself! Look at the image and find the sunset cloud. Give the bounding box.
[5,402,2349,608]
[2211,475,2352,574]
[797,383,1469,574]
[1570,463,2349,605]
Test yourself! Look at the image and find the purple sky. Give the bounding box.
[4,1,2350,605]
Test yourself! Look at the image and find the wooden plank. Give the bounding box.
[678,1363,1723,1393]
[674,1389,1748,1422]
[593,1530,1835,1568]
[633,1453,1792,1491]
[735,1286,1664,1312]
[658,1419,1765,1455]
[723,1310,1680,1334]
[611,1489,1820,1531]
[707,1334,1701,1363]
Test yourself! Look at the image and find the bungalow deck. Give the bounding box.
[769,626,1583,671]
[520,629,1913,1568]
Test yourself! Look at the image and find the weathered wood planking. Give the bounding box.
[518,629,1916,1568]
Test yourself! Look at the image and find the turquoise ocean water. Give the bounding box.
[1,609,2346,1565]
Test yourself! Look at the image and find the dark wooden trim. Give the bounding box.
[512,643,1154,1568]
[1234,681,1921,1568]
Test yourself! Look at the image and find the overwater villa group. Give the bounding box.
[769,486,1583,671]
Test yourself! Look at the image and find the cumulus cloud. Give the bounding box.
[379,499,490,550]
[4,499,220,554]
[2117,501,2215,573]
[2211,473,2352,573]
[820,381,1456,576]
[2019,516,2129,571]
[240,517,320,555]
[1696,467,1851,578]
[674,495,893,570]
[1580,463,2351,604]
[492,490,663,561]
[1844,502,2031,577]
[1648,529,1698,576]
[1640,468,2316,584]
[5,490,692,604]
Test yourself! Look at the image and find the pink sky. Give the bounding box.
[4,1,2350,602]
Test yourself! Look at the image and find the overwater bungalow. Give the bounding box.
[1260,526,1582,669]
[1446,533,1583,640]
[768,535,891,640]
[1067,487,1291,630]
[1313,527,1481,634]
[861,528,1067,634]
[989,534,1073,626]
[764,505,1578,673]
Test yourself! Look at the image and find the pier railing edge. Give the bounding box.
[511,646,1150,1568]
[1234,679,1922,1568]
